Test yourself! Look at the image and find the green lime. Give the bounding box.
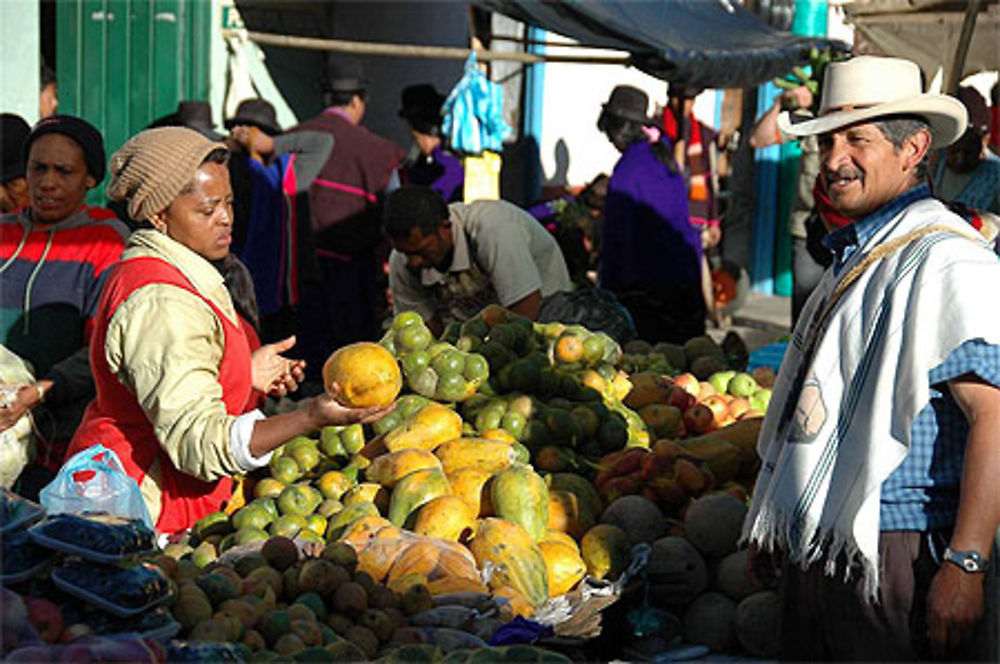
[430,350,465,376]
[435,372,469,402]
[400,349,430,376]
[392,311,424,330]
[456,335,482,352]
[396,324,433,353]
[462,353,490,382]
[408,366,439,398]
[475,409,503,433]
[500,411,527,441]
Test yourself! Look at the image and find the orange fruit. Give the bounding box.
[323,342,402,408]
[553,335,585,364]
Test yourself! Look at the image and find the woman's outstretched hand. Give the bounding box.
[308,382,396,427]
[251,336,306,397]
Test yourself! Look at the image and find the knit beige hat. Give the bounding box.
[107,127,228,221]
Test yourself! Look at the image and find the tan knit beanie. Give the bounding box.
[107,127,228,221]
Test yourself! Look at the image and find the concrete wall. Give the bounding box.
[0,0,41,122]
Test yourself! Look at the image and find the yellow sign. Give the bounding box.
[463,151,502,203]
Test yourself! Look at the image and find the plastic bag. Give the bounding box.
[443,53,511,155]
[39,444,153,529]
[0,345,36,488]
[537,287,637,343]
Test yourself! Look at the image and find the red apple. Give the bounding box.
[697,381,717,401]
[728,396,751,419]
[683,403,716,435]
[700,395,731,426]
[667,384,696,410]
[673,373,700,397]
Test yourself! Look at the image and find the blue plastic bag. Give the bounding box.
[39,444,153,529]
[443,53,511,155]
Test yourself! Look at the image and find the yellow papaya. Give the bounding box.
[387,540,440,584]
[678,435,742,484]
[468,518,549,609]
[448,468,495,516]
[434,437,515,476]
[365,449,443,488]
[580,524,628,581]
[388,467,452,527]
[384,403,463,452]
[340,482,390,513]
[538,540,587,596]
[547,490,594,540]
[411,495,476,542]
[490,463,549,542]
[540,530,580,552]
[546,472,604,524]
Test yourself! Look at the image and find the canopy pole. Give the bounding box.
[944,0,982,94]
[226,30,631,66]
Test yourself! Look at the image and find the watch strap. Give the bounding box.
[943,547,989,573]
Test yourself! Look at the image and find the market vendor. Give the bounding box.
[66,127,393,534]
[397,83,464,202]
[1,115,129,497]
[383,185,571,335]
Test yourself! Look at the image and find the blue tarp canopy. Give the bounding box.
[476,0,848,89]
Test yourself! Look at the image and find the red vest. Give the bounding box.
[69,256,253,534]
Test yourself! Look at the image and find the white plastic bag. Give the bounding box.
[0,346,36,489]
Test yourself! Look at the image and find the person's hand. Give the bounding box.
[925,562,985,657]
[0,384,41,433]
[230,125,274,160]
[780,86,814,112]
[251,336,306,397]
[746,542,783,587]
[307,383,396,428]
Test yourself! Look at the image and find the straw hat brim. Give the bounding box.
[777,94,967,150]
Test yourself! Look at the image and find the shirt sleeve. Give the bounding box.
[104,283,246,481]
[928,338,1000,390]
[273,131,334,193]
[388,250,437,320]
[471,207,543,307]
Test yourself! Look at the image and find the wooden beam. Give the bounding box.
[945,0,983,93]
[228,30,631,66]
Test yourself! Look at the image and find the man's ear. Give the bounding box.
[903,129,932,171]
[148,212,167,233]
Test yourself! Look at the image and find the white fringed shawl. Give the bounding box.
[743,197,1000,600]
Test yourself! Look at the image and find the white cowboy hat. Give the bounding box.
[777,56,967,149]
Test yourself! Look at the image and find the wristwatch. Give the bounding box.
[942,547,989,573]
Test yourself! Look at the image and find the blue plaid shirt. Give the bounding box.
[823,184,1000,531]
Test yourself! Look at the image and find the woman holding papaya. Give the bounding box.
[67,127,392,534]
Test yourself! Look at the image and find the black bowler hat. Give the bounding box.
[225,99,281,136]
[148,100,223,140]
[601,85,651,124]
[323,57,368,94]
[1,113,31,184]
[399,84,445,124]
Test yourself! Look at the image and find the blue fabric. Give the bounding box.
[881,339,1000,530]
[599,140,701,290]
[822,184,932,275]
[934,152,1000,213]
[238,154,295,315]
[442,53,511,154]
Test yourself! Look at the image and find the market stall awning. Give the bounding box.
[847,0,1000,81]
[475,0,848,89]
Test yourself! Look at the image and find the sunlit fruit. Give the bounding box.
[323,342,402,408]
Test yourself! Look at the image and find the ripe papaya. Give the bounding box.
[678,436,742,484]
[468,518,549,610]
[580,523,628,581]
[365,449,443,488]
[538,540,587,596]
[384,402,463,453]
[411,495,476,542]
[490,463,549,542]
[388,467,452,528]
[448,468,495,516]
[546,473,604,523]
[434,438,515,476]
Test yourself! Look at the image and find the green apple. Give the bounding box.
[749,388,773,413]
[708,370,736,395]
[727,372,759,398]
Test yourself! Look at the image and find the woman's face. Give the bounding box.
[152,161,234,261]
[27,134,95,224]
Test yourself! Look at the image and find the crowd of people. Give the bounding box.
[2,52,1000,660]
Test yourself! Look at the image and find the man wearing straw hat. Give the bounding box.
[743,56,1000,660]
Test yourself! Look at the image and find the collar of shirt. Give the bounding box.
[822,183,932,274]
[321,107,353,123]
[419,214,470,287]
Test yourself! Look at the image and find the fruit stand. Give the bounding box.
[0,304,784,662]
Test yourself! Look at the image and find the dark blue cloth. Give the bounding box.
[404,146,465,202]
[599,140,701,290]
[237,153,296,315]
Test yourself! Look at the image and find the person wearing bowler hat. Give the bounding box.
[398,83,464,202]
[597,84,705,343]
[742,56,1000,660]
[222,98,333,346]
[0,115,130,498]
[148,100,223,141]
[0,113,32,213]
[288,57,404,384]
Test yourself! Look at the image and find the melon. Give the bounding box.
[735,590,781,657]
[682,591,737,652]
[323,342,402,408]
[646,536,708,606]
[683,493,747,558]
[715,549,763,600]
[599,495,666,549]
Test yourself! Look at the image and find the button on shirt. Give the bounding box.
[823,184,1000,531]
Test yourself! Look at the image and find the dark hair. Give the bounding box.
[598,111,678,173]
[407,117,442,138]
[873,115,931,179]
[41,64,56,88]
[202,147,230,166]
[383,185,449,238]
[323,89,364,108]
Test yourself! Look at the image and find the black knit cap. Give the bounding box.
[1,113,31,183]
[23,115,107,184]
